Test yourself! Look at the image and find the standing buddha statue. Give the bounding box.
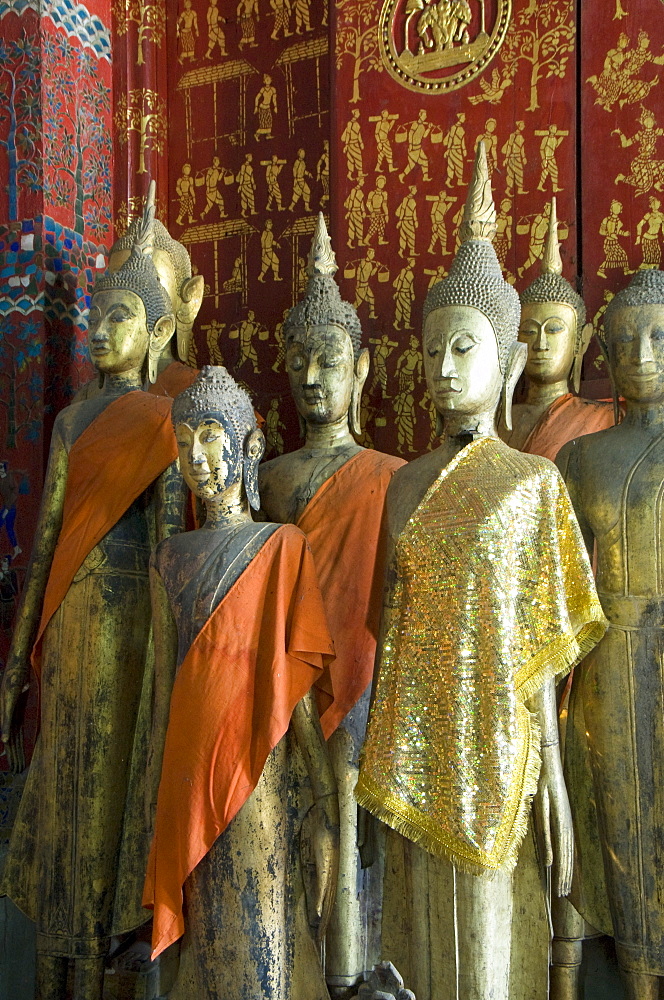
[0,186,185,999]
[259,213,405,997]
[356,144,607,1000]
[501,198,615,460]
[557,268,664,1000]
[144,366,339,1000]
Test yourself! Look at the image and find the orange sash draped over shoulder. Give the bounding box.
[31,391,178,675]
[143,524,335,958]
[523,394,615,462]
[297,448,405,739]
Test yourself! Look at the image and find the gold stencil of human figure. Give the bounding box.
[228,310,268,373]
[344,172,366,249]
[176,163,196,225]
[237,154,258,216]
[494,197,514,282]
[364,175,390,247]
[444,112,466,187]
[597,199,631,278]
[370,110,399,173]
[237,0,259,49]
[261,155,286,211]
[203,319,227,366]
[614,107,664,197]
[636,196,664,270]
[293,0,312,33]
[369,333,398,399]
[393,335,422,455]
[177,0,198,64]
[317,140,330,208]
[271,309,289,372]
[258,220,283,282]
[289,149,312,211]
[342,109,364,181]
[393,258,416,331]
[223,256,244,294]
[205,0,227,58]
[517,203,554,279]
[398,110,441,183]
[265,398,287,456]
[588,30,664,112]
[198,157,230,220]
[426,190,456,255]
[270,0,292,40]
[349,248,388,319]
[502,120,528,196]
[477,118,498,175]
[396,186,418,257]
[254,74,278,141]
[535,124,568,193]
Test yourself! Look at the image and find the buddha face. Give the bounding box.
[87,289,150,374]
[423,305,502,417]
[607,304,664,405]
[519,302,577,385]
[286,324,355,426]
[175,414,241,501]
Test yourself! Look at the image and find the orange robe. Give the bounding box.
[297,448,405,740]
[144,524,335,958]
[520,393,615,462]
[32,391,178,674]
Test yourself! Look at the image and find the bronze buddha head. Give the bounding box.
[284,213,369,438]
[603,268,664,406]
[172,365,264,509]
[519,199,592,394]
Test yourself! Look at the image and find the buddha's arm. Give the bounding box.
[146,564,179,828]
[291,689,340,941]
[0,426,68,751]
[556,441,594,559]
[529,679,574,898]
[155,459,188,543]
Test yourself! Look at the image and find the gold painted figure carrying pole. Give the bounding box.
[356,145,606,1000]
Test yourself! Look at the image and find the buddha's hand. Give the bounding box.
[535,742,574,898]
[0,657,29,773]
[300,792,341,942]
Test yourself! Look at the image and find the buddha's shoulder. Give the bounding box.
[489,437,562,483]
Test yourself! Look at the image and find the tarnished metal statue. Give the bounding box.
[144,365,339,1000]
[0,183,186,1000]
[501,197,614,460]
[356,144,607,1000]
[258,213,404,996]
[557,267,664,1000]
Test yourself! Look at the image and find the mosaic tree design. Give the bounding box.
[0,32,42,222]
[42,33,112,236]
[0,317,43,451]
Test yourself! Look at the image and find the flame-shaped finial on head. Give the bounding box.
[307,212,338,278]
[541,197,563,276]
[459,141,497,244]
[132,179,157,260]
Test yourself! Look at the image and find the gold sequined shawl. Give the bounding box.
[356,437,606,874]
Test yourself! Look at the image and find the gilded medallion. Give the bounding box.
[379,0,512,95]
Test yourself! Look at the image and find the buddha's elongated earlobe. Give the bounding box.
[502,342,528,432]
[243,428,265,510]
[572,322,594,395]
[350,348,370,438]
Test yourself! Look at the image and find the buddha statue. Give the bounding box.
[0,186,185,1000]
[74,213,204,403]
[557,268,664,1000]
[258,213,405,996]
[501,198,614,460]
[143,366,339,1000]
[356,144,607,1000]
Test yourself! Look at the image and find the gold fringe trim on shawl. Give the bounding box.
[515,617,607,703]
[356,702,542,875]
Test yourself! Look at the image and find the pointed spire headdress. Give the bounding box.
[520,198,586,350]
[93,180,172,334]
[423,142,520,371]
[284,212,363,358]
